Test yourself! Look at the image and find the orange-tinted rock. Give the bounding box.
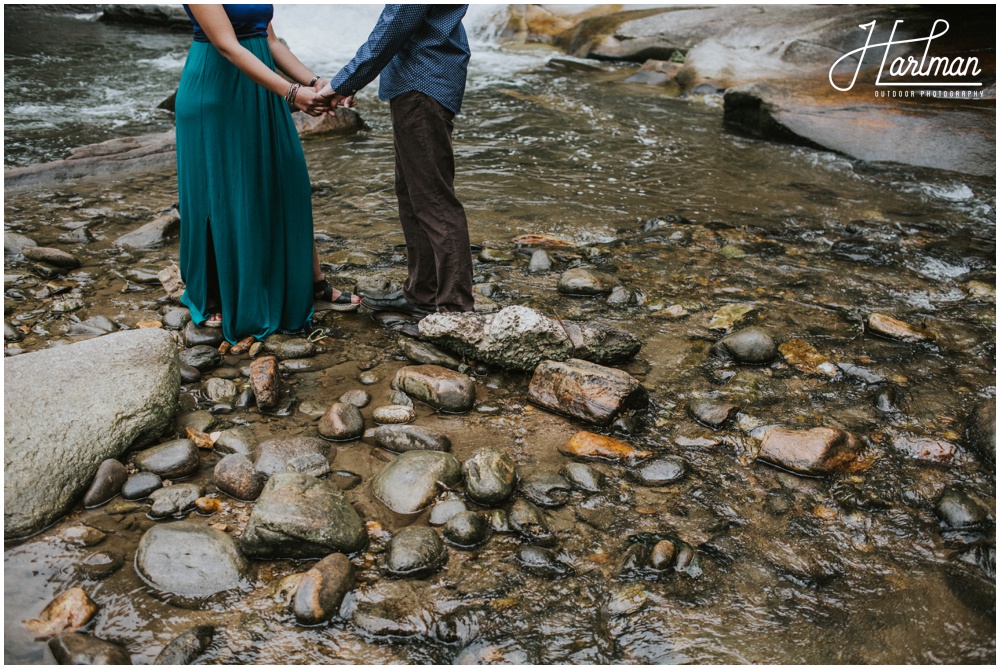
[512,233,576,248]
[230,336,256,355]
[866,313,934,344]
[778,338,839,378]
[292,553,355,625]
[25,588,98,639]
[757,427,864,475]
[529,358,647,425]
[249,355,282,412]
[892,435,956,463]
[195,497,222,514]
[560,431,652,464]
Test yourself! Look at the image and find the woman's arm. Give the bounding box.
[267,24,318,86]
[187,5,324,114]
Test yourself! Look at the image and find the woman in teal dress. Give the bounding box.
[176,4,359,344]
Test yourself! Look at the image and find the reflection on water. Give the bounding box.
[3,5,996,666]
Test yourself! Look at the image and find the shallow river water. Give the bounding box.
[4,5,996,664]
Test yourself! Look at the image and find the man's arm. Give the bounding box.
[329,4,429,97]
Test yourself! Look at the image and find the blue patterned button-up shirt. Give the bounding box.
[330,4,470,114]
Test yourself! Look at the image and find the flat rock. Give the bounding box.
[528,358,647,426]
[757,426,864,475]
[48,633,131,665]
[559,431,652,464]
[22,246,81,269]
[629,456,687,486]
[4,329,179,539]
[528,249,552,272]
[400,339,463,370]
[463,448,517,506]
[239,473,367,559]
[559,462,604,492]
[163,308,191,330]
[179,345,221,371]
[253,437,329,477]
[214,454,267,501]
[372,404,416,424]
[148,483,202,518]
[319,403,365,441]
[249,356,283,412]
[710,327,778,364]
[122,472,162,500]
[866,313,934,344]
[372,450,462,514]
[136,521,251,600]
[393,365,475,413]
[891,435,956,463]
[153,625,215,665]
[175,410,215,436]
[274,338,316,361]
[936,487,989,529]
[339,389,371,408]
[5,231,37,255]
[349,580,440,638]
[687,399,739,429]
[508,499,555,545]
[293,553,355,625]
[114,209,180,249]
[374,424,451,453]
[778,338,839,377]
[214,425,258,456]
[519,471,573,508]
[25,588,99,639]
[386,526,447,577]
[557,268,619,296]
[517,545,572,578]
[82,459,128,508]
[134,439,200,479]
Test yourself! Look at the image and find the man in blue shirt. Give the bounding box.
[316,4,474,316]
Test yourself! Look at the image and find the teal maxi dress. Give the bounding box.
[175,10,313,344]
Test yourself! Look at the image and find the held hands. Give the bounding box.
[291,80,355,116]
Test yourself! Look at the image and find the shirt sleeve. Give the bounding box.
[330,4,429,96]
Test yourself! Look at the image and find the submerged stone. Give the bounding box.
[253,437,328,477]
[757,427,863,475]
[630,456,687,486]
[386,526,448,577]
[516,546,572,578]
[48,634,131,665]
[153,625,215,665]
[374,424,452,453]
[293,553,355,625]
[148,483,202,518]
[559,431,652,464]
[518,471,573,508]
[710,327,778,364]
[318,402,365,441]
[463,448,517,506]
[372,450,462,514]
[443,511,489,548]
[82,459,127,508]
[136,522,251,600]
[559,462,605,492]
[557,268,619,296]
[866,313,934,344]
[25,588,98,639]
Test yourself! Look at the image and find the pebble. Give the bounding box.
[184,321,224,347]
[385,526,447,577]
[318,402,365,441]
[5,320,23,343]
[707,303,757,331]
[374,424,451,453]
[559,462,604,492]
[516,546,572,578]
[358,371,381,385]
[757,427,863,476]
[339,389,371,408]
[687,399,739,429]
[891,435,955,462]
[153,625,215,665]
[179,363,202,384]
[214,425,258,456]
[179,345,222,371]
[274,338,316,360]
[195,497,221,514]
[556,268,618,296]
[25,588,98,638]
[122,472,162,500]
[936,487,989,529]
[293,553,355,625]
[463,448,517,506]
[649,540,677,570]
[559,431,652,464]
[75,551,124,580]
[253,436,329,476]
[249,356,283,413]
[400,339,464,370]
[148,483,203,518]
[82,459,127,508]
[175,410,215,435]
[429,498,468,526]
[508,498,554,545]
[203,377,237,403]
[528,249,552,273]
[215,454,268,501]
[48,633,131,665]
[62,526,106,547]
[710,327,778,364]
[387,389,414,408]
[488,509,512,533]
[286,452,331,478]
[778,338,839,378]
[372,450,463,514]
[134,439,200,479]
[519,471,573,508]
[162,308,191,330]
[443,511,490,548]
[630,456,687,486]
[372,404,416,425]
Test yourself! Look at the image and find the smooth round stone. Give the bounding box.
[75,551,125,581]
[387,390,414,408]
[162,308,192,330]
[179,363,202,384]
[339,389,371,408]
[528,249,552,273]
[286,452,331,478]
[22,246,80,268]
[134,439,200,479]
[508,499,554,545]
[429,499,467,526]
[649,540,677,570]
[148,483,203,518]
[176,410,216,435]
[386,526,447,577]
[184,321,224,347]
[358,371,381,385]
[374,424,451,453]
[519,471,573,508]
[136,521,252,599]
[48,634,131,665]
[463,448,517,506]
[710,327,778,364]
[204,378,237,403]
[292,553,355,626]
[214,454,267,501]
[153,624,215,665]
[372,405,416,425]
[122,472,162,500]
[687,398,739,429]
[559,463,604,493]
[319,403,365,441]
[936,487,988,529]
[372,450,463,515]
[556,268,618,296]
[630,456,687,486]
[274,338,316,360]
[516,546,572,578]
[212,366,244,380]
[443,511,489,548]
[393,365,476,413]
[214,425,258,456]
[180,345,223,372]
[82,459,127,508]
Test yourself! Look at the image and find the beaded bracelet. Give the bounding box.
[285,82,301,104]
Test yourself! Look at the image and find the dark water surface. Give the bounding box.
[4,6,996,665]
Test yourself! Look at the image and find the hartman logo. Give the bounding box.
[830,19,984,96]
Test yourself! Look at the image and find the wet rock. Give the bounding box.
[400,339,463,370]
[153,624,215,665]
[606,286,646,307]
[339,389,371,408]
[528,358,647,426]
[891,435,955,463]
[710,327,778,364]
[274,338,316,361]
[874,385,905,414]
[184,321,224,347]
[286,452,331,478]
[372,450,462,514]
[516,546,572,578]
[5,231,37,255]
[5,320,24,343]
[179,345,221,371]
[866,313,934,344]
[965,400,996,467]
[463,448,517,506]
[82,459,127,508]
[393,365,475,413]
[319,402,365,441]
[488,509,512,533]
[386,526,447,577]
[508,498,554,545]
[778,338,839,377]
[630,456,687,486]
[559,462,604,492]
[253,437,328,477]
[195,497,221,514]
[429,499,467,526]
[135,439,200,479]
[22,246,80,269]
[137,521,251,599]
[329,470,362,491]
[48,633,131,665]
[936,487,989,529]
[148,483,202,518]
[203,378,237,403]
[25,588,98,638]
[374,424,451,453]
[76,551,124,581]
[559,431,652,464]
[66,315,116,337]
[757,427,863,475]
[349,580,440,637]
[725,369,787,406]
[650,540,677,570]
[214,425,258,456]
[963,280,995,301]
[372,404,416,424]
[528,249,552,272]
[163,308,191,330]
[234,386,255,410]
[4,329,179,540]
[62,526,106,547]
[114,209,180,249]
[122,472,162,500]
[687,398,739,429]
[707,303,757,332]
[358,370,381,385]
[388,389,414,407]
[179,363,201,384]
[293,553,355,625]
[444,511,490,548]
[240,473,367,559]
[557,268,619,296]
[292,106,366,138]
[249,356,283,412]
[214,454,267,501]
[175,410,215,435]
[519,471,573,508]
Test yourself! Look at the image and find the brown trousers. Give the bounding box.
[390,90,474,313]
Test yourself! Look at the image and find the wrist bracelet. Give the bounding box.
[285,82,301,104]
[308,76,320,87]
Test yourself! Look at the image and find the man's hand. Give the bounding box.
[316,84,357,115]
[294,86,332,116]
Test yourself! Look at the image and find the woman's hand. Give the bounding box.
[313,77,330,92]
[294,86,330,116]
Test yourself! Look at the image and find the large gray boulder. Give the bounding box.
[4,329,179,539]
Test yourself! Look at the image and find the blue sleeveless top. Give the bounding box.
[183,4,272,42]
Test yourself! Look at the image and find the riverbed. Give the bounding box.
[3,5,996,664]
